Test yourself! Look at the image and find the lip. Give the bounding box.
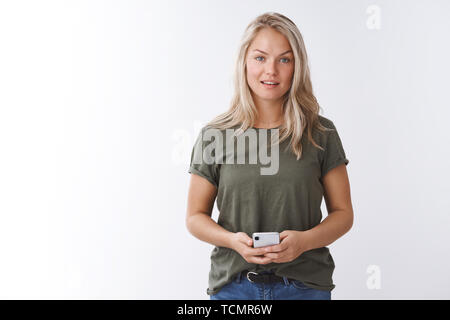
[261,80,280,84]
[261,81,279,88]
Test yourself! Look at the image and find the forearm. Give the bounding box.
[186,213,234,249]
[304,210,353,251]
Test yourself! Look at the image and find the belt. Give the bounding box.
[243,270,285,284]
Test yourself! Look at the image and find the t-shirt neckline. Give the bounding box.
[250,125,281,129]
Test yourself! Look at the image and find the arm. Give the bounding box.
[186,211,235,249]
[304,163,354,251]
[262,163,354,263]
[186,173,272,264]
[186,173,234,249]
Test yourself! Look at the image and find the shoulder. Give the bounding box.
[195,125,231,147]
[200,125,226,136]
[201,124,241,136]
[312,115,337,143]
[317,114,336,130]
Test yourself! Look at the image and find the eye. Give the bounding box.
[255,56,291,63]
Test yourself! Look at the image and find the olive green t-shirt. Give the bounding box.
[188,115,349,295]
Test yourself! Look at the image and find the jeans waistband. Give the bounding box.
[234,270,291,286]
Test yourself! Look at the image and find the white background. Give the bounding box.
[0,0,449,299]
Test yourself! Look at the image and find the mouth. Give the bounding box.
[260,81,279,88]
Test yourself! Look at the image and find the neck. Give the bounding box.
[252,98,284,127]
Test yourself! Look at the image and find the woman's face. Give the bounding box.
[246,28,295,106]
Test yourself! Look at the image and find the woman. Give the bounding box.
[186,12,353,300]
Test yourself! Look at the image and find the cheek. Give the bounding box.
[285,64,294,77]
[282,66,294,85]
[246,61,261,80]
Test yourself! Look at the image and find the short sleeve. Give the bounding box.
[320,121,349,179]
[188,127,220,188]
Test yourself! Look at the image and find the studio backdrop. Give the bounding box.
[0,0,448,299]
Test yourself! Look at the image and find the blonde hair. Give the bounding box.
[205,12,332,160]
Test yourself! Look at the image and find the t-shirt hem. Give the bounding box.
[321,157,349,179]
[292,282,335,292]
[207,288,219,296]
[207,279,335,295]
[188,167,218,188]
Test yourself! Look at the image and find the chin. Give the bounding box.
[258,93,283,100]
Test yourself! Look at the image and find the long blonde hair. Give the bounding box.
[205,12,332,160]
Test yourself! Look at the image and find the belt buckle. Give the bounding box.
[246,271,258,283]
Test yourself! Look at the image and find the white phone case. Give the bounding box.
[252,232,280,248]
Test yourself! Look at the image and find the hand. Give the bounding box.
[262,230,310,263]
[230,232,273,265]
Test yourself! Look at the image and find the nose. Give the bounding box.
[265,59,278,76]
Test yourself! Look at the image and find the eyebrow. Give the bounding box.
[253,49,293,56]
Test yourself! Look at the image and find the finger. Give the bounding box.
[265,250,287,260]
[264,244,284,253]
[243,234,253,247]
[251,255,272,265]
[263,252,278,259]
[267,235,289,252]
[238,234,253,246]
[280,231,289,240]
[267,253,287,263]
[279,237,290,250]
[250,247,269,256]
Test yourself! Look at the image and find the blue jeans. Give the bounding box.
[209,270,331,300]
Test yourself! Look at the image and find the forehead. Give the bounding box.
[249,28,292,53]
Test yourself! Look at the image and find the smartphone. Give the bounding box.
[252,232,280,248]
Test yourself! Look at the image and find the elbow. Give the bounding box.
[346,210,354,232]
[336,209,353,234]
[186,215,194,234]
[185,212,201,235]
